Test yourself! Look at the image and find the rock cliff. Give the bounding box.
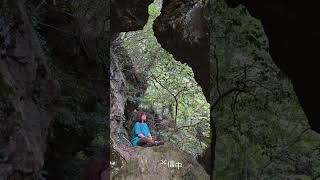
[153,0,210,100]
[0,0,108,179]
[224,0,320,133]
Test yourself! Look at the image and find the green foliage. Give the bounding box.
[142,59,209,124]
[122,0,210,158]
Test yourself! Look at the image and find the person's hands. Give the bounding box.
[138,134,145,138]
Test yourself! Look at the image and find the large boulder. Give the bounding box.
[153,0,210,100]
[112,143,210,180]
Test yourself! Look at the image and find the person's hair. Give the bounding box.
[135,111,147,122]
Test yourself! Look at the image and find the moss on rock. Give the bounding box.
[112,143,210,180]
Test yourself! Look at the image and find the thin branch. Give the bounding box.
[167,121,203,138]
[211,87,248,111]
[150,73,175,98]
[35,0,47,11]
[176,121,202,130]
[38,22,72,35]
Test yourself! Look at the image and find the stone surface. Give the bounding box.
[111,0,153,33]
[225,0,320,133]
[110,34,149,146]
[0,0,108,179]
[154,0,210,100]
[110,31,211,179]
[112,143,210,180]
[0,1,56,178]
[153,0,213,174]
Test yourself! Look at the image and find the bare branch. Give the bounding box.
[211,87,248,111]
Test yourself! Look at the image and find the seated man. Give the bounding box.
[131,111,164,147]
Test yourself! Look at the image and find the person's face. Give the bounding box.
[141,114,146,121]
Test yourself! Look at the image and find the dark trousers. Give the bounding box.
[137,137,150,146]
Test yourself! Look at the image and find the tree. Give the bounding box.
[150,71,190,125]
[121,0,210,158]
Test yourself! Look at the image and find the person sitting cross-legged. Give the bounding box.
[131,111,164,147]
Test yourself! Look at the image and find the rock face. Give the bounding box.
[0,1,56,178]
[110,33,152,177]
[110,30,210,180]
[153,0,213,175]
[0,0,108,179]
[224,0,320,133]
[112,144,210,180]
[110,34,148,146]
[153,0,210,100]
[152,0,320,134]
[111,0,154,33]
[110,38,133,148]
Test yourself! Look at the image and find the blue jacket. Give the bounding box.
[131,122,151,146]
